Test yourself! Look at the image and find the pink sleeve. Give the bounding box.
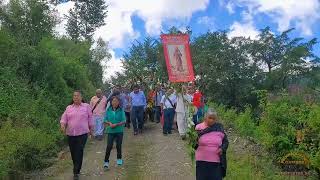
[60,106,69,125]
[195,123,206,131]
[87,104,94,127]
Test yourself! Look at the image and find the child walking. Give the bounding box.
[103,96,126,170]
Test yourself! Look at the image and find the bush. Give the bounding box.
[212,95,320,177]
[0,30,99,177]
[235,107,256,138]
[0,122,58,176]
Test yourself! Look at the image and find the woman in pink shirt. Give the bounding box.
[60,90,94,179]
[195,109,229,180]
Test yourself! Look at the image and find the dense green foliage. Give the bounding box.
[0,0,108,177]
[66,0,107,42]
[112,26,320,177]
[0,0,319,177]
[213,96,320,177]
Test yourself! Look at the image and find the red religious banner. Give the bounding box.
[160,34,195,82]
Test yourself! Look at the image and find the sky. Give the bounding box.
[54,0,320,80]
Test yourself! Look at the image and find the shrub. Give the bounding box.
[235,107,256,138]
[0,122,58,175]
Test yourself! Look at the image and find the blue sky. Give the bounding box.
[56,0,320,79]
[118,0,320,56]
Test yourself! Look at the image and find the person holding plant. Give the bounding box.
[103,96,126,170]
[60,90,94,179]
[195,109,229,180]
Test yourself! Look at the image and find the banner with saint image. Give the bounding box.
[160,34,195,82]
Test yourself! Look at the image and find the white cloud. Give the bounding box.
[233,0,320,36]
[228,21,259,39]
[228,13,259,39]
[55,0,210,79]
[56,0,209,49]
[226,2,235,14]
[54,1,74,36]
[102,50,124,82]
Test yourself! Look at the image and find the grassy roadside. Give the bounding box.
[221,123,313,180]
[226,143,288,180]
[124,137,152,180]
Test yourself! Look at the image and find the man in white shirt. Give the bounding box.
[161,88,177,135]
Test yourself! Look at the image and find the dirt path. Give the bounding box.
[41,122,194,180]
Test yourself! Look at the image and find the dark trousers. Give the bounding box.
[125,111,131,127]
[196,161,223,180]
[154,106,161,123]
[67,134,88,175]
[131,106,144,132]
[163,108,175,134]
[104,133,123,162]
[145,107,154,122]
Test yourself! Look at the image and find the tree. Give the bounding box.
[65,2,81,42]
[66,0,107,42]
[107,37,166,89]
[89,37,111,87]
[251,27,318,90]
[0,0,57,45]
[92,37,111,63]
[191,32,262,109]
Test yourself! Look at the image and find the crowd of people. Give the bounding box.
[59,83,228,180]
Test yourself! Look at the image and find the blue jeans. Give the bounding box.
[131,106,144,132]
[154,106,161,122]
[163,108,175,134]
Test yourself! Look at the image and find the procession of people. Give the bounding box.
[60,83,228,180]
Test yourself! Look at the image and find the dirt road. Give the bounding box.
[43,122,194,180]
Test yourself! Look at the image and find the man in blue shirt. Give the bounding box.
[129,85,146,135]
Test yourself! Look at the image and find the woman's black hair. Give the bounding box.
[133,84,140,90]
[69,90,86,105]
[110,96,121,109]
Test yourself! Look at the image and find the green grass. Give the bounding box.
[226,143,311,180]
